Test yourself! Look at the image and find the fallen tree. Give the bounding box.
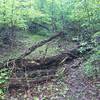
[1,31,82,90]
[8,52,73,70]
[1,32,64,67]
[17,31,64,59]
[2,31,80,69]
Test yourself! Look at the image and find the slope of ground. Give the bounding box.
[0,32,99,100]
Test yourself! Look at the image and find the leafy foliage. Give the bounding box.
[0,68,10,99]
[0,0,99,32]
[83,31,100,78]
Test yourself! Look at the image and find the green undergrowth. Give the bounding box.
[83,53,100,78]
[82,32,100,78]
[0,68,10,99]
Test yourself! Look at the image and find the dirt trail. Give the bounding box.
[64,58,100,100]
[6,57,100,100]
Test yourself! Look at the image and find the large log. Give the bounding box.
[7,52,73,71]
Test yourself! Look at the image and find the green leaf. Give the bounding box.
[0,89,4,94]
[1,73,7,77]
[33,96,39,100]
[0,80,6,84]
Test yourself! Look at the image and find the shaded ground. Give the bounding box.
[0,33,99,100]
[5,57,100,100]
[64,59,100,100]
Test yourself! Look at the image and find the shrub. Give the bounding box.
[83,32,100,78]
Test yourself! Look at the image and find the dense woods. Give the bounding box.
[0,0,100,100]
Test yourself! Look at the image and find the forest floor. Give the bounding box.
[5,56,99,100]
[64,59,100,100]
[0,33,100,100]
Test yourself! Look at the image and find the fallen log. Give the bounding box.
[17,31,64,59]
[7,52,73,71]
